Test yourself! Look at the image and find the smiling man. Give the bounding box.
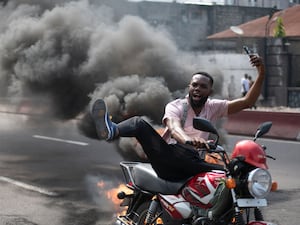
[162,55,264,149]
[91,54,264,181]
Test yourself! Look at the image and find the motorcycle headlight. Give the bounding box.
[248,168,272,198]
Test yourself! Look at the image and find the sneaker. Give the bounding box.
[91,99,116,141]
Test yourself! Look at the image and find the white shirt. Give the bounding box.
[241,77,250,93]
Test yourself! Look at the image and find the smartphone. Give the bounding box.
[243,46,251,55]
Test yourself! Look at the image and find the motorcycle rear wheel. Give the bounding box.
[133,201,182,225]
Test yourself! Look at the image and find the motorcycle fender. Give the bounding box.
[248,221,277,225]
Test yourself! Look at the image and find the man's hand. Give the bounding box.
[250,55,265,75]
[186,137,209,150]
[228,54,265,114]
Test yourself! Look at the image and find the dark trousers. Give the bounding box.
[117,116,224,181]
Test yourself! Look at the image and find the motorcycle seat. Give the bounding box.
[132,163,186,194]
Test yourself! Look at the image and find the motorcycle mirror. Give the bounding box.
[254,121,272,140]
[193,117,218,134]
[193,117,220,145]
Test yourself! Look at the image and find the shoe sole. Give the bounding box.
[91,100,112,140]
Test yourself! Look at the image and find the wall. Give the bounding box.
[184,52,258,99]
[97,0,274,50]
[225,110,300,141]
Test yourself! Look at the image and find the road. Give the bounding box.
[0,112,123,225]
[0,112,299,225]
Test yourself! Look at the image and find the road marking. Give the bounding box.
[0,176,59,197]
[33,135,89,146]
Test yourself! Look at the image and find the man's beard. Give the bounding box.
[189,95,208,108]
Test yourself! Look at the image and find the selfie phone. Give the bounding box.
[243,46,251,55]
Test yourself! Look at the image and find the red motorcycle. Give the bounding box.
[114,117,276,225]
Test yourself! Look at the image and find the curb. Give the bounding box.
[224,110,300,141]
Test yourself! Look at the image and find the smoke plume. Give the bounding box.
[0,0,224,159]
[0,0,192,119]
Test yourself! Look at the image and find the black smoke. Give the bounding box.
[0,0,224,159]
[0,1,194,120]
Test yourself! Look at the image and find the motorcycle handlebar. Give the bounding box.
[185,140,218,152]
[266,154,276,160]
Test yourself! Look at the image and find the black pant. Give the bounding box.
[117,116,224,181]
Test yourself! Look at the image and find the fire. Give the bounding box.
[97,180,105,188]
[97,181,132,213]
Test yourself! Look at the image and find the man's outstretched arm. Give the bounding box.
[228,55,265,115]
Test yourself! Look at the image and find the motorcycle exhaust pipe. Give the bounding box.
[117,191,133,199]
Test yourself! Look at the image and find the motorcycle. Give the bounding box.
[114,117,277,225]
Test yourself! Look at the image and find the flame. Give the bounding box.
[97,180,164,223]
[97,180,105,188]
[97,181,133,214]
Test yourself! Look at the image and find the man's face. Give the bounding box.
[188,74,212,108]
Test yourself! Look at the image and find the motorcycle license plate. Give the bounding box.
[237,198,267,207]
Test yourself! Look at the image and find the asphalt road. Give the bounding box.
[0,113,123,225]
[0,112,299,225]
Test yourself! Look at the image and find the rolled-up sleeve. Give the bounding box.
[162,99,183,126]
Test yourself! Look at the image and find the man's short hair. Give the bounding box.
[192,71,214,86]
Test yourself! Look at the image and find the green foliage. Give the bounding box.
[273,16,286,38]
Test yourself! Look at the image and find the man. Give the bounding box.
[227,75,236,100]
[241,73,250,97]
[91,54,264,181]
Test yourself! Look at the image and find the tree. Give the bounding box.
[273,16,286,38]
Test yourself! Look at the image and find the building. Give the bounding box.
[128,0,299,9]
[207,5,300,107]
[224,0,299,9]
[95,0,279,50]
